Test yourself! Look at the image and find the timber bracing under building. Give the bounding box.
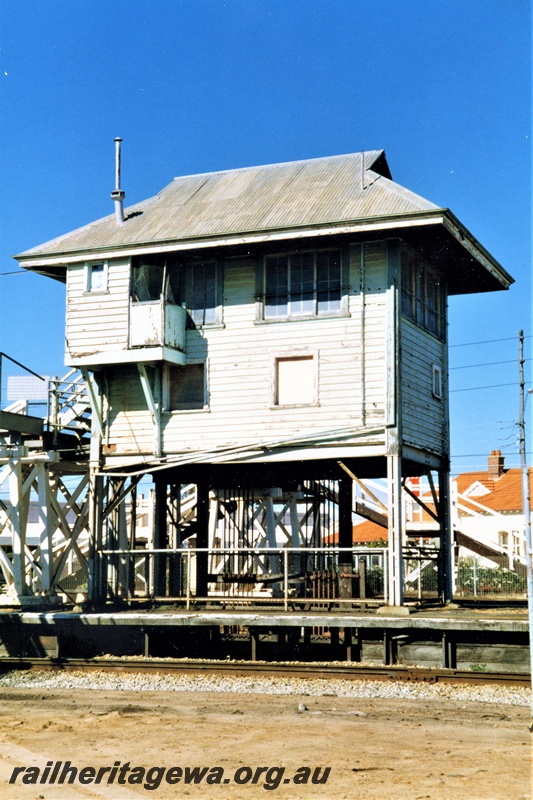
[6,147,513,608]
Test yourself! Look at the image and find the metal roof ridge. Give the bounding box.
[169,149,386,183]
[371,173,440,210]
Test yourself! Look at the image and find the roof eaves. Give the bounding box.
[442,210,514,290]
[15,209,449,269]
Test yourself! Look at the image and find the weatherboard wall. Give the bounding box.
[102,242,391,458]
[66,259,131,359]
[400,318,447,457]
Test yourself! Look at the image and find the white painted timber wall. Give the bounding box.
[66,259,130,360]
[104,364,155,454]
[104,242,390,457]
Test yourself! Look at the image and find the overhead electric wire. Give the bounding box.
[449,359,529,370]
[450,381,525,393]
[450,335,532,348]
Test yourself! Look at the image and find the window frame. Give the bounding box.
[180,258,223,329]
[257,248,349,323]
[432,364,443,400]
[401,248,446,341]
[163,361,209,412]
[85,261,108,294]
[270,350,319,408]
[130,256,223,328]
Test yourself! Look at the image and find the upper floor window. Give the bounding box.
[86,262,108,293]
[182,260,220,327]
[261,249,345,321]
[131,256,221,327]
[401,249,446,340]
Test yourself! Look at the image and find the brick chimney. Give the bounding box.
[488,449,505,479]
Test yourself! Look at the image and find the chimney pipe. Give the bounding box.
[110,137,125,226]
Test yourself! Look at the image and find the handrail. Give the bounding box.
[0,352,45,411]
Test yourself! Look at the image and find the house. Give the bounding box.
[452,450,531,567]
[14,146,513,605]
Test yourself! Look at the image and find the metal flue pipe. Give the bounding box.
[110,137,125,226]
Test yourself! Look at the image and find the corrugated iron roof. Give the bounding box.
[17,150,441,258]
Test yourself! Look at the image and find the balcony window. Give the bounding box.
[182,260,221,326]
[131,256,222,327]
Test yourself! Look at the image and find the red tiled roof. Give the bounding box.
[325,520,388,545]
[352,520,388,543]
[454,471,497,496]
[454,466,533,514]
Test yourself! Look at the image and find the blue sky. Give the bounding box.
[0,0,530,475]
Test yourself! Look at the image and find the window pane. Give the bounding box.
[165,264,181,304]
[89,264,105,292]
[316,251,341,314]
[187,261,218,326]
[290,253,315,315]
[401,254,416,320]
[132,262,164,302]
[168,364,205,409]
[276,356,315,405]
[265,256,288,318]
[401,251,445,340]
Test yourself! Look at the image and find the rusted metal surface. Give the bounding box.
[0,657,529,687]
[18,151,440,257]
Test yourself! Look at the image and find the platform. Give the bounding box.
[1,607,528,634]
[0,605,528,673]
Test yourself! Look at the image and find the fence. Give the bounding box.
[50,548,527,604]
[455,556,526,598]
[96,546,388,608]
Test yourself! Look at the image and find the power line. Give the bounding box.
[450,381,522,393]
[449,335,532,348]
[451,454,523,459]
[0,270,28,276]
[449,359,527,370]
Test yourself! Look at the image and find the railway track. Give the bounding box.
[0,657,529,688]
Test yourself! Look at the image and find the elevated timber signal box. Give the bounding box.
[14,146,513,608]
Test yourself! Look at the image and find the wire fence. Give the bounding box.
[40,548,526,605]
[96,546,388,608]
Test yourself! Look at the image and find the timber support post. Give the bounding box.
[387,455,404,606]
[338,475,353,599]
[195,482,209,599]
[153,476,168,597]
[438,467,453,603]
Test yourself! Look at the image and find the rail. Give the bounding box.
[0,657,528,688]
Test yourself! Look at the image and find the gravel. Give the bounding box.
[0,669,530,707]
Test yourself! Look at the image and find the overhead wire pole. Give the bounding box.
[518,329,533,731]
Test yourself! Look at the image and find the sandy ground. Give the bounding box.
[0,686,531,800]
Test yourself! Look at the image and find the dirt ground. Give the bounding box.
[0,686,531,800]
